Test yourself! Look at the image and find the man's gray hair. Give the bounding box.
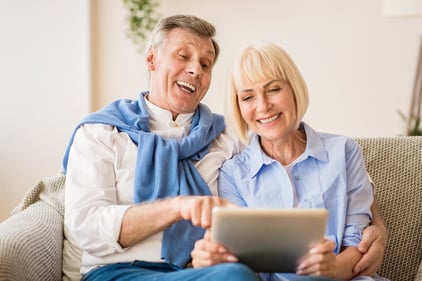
[146,15,220,63]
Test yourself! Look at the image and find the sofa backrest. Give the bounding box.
[355,136,422,281]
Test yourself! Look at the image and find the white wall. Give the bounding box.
[1,0,421,220]
[0,0,90,221]
[95,0,422,137]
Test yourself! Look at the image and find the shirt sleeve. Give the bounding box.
[342,138,373,247]
[218,162,247,207]
[64,124,133,257]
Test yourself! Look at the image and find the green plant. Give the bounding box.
[408,116,422,136]
[398,109,422,136]
[122,0,160,51]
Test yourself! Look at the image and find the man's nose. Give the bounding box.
[187,60,202,78]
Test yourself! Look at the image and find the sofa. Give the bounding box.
[0,136,421,281]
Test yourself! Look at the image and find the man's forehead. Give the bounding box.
[165,29,215,54]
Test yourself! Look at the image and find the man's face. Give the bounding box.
[146,28,216,119]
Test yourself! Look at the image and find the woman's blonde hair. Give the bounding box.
[225,42,309,143]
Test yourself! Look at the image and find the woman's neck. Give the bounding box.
[260,128,307,166]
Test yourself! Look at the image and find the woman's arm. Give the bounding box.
[353,199,388,276]
[334,246,363,280]
[341,139,386,276]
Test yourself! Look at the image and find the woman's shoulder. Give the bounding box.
[303,123,361,154]
[315,130,362,157]
[220,139,259,179]
[303,122,357,146]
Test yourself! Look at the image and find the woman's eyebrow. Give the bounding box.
[263,80,279,89]
[238,79,281,93]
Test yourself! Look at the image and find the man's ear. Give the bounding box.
[146,48,155,71]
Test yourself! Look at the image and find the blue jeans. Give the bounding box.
[81,261,338,281]
[81,261,260,281]
[293,277,338,281]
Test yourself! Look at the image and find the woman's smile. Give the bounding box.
[257,113,281,124]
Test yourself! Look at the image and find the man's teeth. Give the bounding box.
[177,81,196,93]
[259,114,280,124]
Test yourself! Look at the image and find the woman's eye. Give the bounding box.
[240,95,252,102]
[268,87,281,93]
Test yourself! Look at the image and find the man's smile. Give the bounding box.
[176,80,196,94]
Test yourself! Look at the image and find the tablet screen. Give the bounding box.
[211,207,328,272]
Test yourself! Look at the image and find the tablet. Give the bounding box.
[210,207,328,273]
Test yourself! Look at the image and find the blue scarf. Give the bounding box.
[62,92,225,269]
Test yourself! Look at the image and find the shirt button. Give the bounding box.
[169,121,179,127]
[294,176,300,181]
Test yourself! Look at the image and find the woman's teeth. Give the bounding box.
[259,114,280,124]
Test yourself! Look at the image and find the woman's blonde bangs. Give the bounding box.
[232,45,288,91]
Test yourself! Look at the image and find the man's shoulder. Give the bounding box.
[212,127,244,154]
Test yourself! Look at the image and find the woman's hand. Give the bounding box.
[296,239,336,277]
[191,229,238,268]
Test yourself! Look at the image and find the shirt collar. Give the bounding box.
[247,122,328,178]
[248,134,274,178]
[301,122,329,163]
[144,96,194,131]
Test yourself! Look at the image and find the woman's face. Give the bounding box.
[237,79,298,142]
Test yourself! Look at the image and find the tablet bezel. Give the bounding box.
[210,207,328,273]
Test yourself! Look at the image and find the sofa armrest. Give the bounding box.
[0,200,63,281]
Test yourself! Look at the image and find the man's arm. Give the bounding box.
[354,199,388,276]
[119,196,232,248]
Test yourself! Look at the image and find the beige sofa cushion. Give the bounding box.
[355,137,422,281]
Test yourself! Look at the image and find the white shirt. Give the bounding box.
[64,99,242,274]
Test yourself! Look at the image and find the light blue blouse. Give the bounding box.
[218,123,380,281]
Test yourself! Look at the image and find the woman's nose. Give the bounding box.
[257,95,271,111]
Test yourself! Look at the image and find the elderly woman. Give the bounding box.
[191,42,388,281]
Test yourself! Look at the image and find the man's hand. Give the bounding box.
[191,230,238,268]
[119,196,236,248]
[175,196,236,229]
[354,224,388,276]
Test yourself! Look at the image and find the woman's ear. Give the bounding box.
[146,48,155,71]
